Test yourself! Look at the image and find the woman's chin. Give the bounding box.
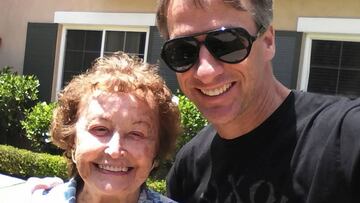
[86,167,143,196]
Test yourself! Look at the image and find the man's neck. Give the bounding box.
[215,79,290,139]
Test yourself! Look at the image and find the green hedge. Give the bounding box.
[0,144,68,179]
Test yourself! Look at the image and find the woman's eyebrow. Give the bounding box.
[132,120,151,128]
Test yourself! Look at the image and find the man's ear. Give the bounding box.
[262,25,276,61]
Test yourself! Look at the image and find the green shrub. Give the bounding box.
[150,92,208,179]
[21,102,58,153]
[0,66,39,147]
[0,145,67,179]
[147,178,166,194]
[177,92,208,149]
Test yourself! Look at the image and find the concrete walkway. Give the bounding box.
[0,174,28,202]
[0,173,25,187]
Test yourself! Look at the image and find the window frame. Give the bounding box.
[297,17,360,91]
[52,12,156,98]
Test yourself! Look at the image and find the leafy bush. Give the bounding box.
[150,92,208,179]
[21,102,58,153]
[0,66,39,147]
[177,92,208,149]
[151,91,208,180]
[0,145,68,179]
[147,178,166,194]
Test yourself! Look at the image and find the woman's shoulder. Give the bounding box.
[139,186,177,203]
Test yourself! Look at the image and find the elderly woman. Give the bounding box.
[31,52,180,203]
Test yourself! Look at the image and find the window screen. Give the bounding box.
[308,40,360,98]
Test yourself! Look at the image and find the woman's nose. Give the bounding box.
[104,132,126,158]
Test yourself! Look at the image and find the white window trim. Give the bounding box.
[53,12,154,98]
[296,17,360,91]
[54,11,156,26]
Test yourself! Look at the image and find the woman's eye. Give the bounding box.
[90,126,109,137]
[129,131,145,139]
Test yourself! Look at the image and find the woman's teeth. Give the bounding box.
[98,164,129,172]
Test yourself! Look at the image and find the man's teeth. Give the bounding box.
[201,83,232,96]
[98,164,129,172]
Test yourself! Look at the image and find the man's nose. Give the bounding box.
[193,45,224,84]
[104,132,126,158]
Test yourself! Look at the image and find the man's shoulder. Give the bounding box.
[294,90,360,106]
[293,90,360,118]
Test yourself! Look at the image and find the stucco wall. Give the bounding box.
[1,0,360,73]
[274,0,360,31]
[0,0,157,73]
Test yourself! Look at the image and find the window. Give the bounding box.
[62,29,146,87]
[297,17,360,98]
[308,40,360,98]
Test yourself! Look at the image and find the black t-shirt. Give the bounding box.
[167,91,360,203]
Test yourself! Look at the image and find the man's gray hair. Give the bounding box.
[156,0,273,39]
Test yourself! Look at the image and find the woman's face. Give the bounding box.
[73,91,159,197]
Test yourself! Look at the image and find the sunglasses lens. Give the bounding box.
[162,38,198,72]
[207,30,250,63]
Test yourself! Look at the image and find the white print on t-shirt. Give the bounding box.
[202,175,289,203]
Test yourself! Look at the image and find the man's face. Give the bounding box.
[166,0,275,132]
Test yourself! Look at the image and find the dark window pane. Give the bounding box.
[105,31,125,52]
[63,30,101,87]
[138,32,146,55]
[62,71,79,87]
[64,51,83,72]
[62,29,146,87]
[66,30,85,50]
[125,32,146,54]
[338,70,360,98]
[310,40,341,68]
[341,41,360,70]
[309,40,360,98]
[85,31,102,51]
[84,52,100,70]
[308,67,337,95]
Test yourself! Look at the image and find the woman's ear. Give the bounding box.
[151,159,159,170]
[71,148,77,164]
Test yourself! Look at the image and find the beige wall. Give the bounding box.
[1,0,360,73]
[274,0,360,31]
[0,0,157,73]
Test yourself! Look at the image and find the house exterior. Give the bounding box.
[0,0,359,102]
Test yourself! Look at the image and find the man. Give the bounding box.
[157,0,360,202]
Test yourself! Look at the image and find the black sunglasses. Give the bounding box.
[161,26,265,73]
